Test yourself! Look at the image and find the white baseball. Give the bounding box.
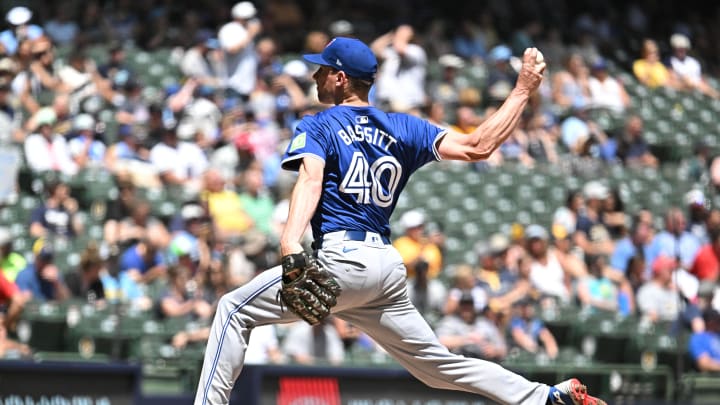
[535,50,545,64]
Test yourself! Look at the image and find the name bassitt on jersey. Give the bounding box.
[281,105,445,239]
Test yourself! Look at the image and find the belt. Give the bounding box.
[312,230,391,249]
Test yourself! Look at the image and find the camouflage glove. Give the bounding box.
[278,252,342,325]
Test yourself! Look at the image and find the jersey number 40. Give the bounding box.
[339,152,402,208]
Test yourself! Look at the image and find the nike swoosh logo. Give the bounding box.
[552,391,565,405]
[342,247,359,253]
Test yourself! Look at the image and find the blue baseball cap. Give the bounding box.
[302,37,377,81]
[489,45,512,62]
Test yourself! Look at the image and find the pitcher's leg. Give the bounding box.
[194,266,296,405]
[338,302,550,405]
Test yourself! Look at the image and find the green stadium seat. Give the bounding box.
[17,301,69,352]
[678,373,720,404]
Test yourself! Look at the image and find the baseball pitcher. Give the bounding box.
[195,37,605,405]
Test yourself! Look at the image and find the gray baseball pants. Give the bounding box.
[194,231,550,405]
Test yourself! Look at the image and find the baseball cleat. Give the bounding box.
[548,378,607,405]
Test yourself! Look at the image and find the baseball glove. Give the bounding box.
[278,252,341,325]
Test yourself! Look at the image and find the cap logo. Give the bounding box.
[335,58,342,66]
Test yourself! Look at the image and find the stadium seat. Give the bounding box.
[17,301,70,352]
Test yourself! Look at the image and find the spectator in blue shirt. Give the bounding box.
[118,238,166,283]
[649,207,701,270]
[688,309,720,372]
[15,239,69,302]
[609,217,655,280]
[0,7,44,56]
[617,115,658,168]
[509,298,559,360]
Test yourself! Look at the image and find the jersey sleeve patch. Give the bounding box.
[289,132,307,152]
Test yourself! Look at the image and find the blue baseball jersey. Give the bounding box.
[281,105,446,239]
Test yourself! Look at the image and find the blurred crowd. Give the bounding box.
[1,0,720,372]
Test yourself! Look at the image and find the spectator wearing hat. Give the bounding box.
[668,33,719,99]
[371,24,428,112]
[550,223,589,280]
[485,45,518,104]
[167,202,213,278]
[688,309,720,372]
[0,6,44,56]
[68,113,106,169]
[526,224,573,305]
[15,239,70,302]
[22,93,71,136]
[574,181,614,257]
[64,243,106,303]
[29,179,82,239]
[427,53,466,109]
[218,1,262,101]
[475,234,526,311]
[23,107,77,176]
[509,298,559,360]
[637,254,704,334]
[180,32,225,88]
[436,292,507,362]
[393,210,443,279]
[587,57,631,114]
